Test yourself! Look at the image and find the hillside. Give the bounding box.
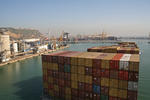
[0,27,42,40]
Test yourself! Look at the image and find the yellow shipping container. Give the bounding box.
[101,60,109,69]
[65,87,71,95]
[47,63,50,70]
[49,90,54,97]
[42,62,47,69]
[71,52,84,65]
[54,85,59,92]
[118,80,128,89]
[129,62,139,72]
[71,81,78,89]
[78,74,85,82]
[65,95,71,100]
[82,52,100,67]
[71,65,78,74]
[76,52,99,66]
[101,53,116,69]
[78,66,85,74]
[109,79,118,88]
[71,57,78,65]
[101,77,109,87]
[53,63,58,70]
[109,88,118,97]
[78,58,85,66]
[85,75,92,84]
[129,54,139,72]
[48,76,53,84]
[43,69,47,76]
[47,63,53,70]
[85,58,93,67]
[43,82,48,89]
[118,89,127,99]
[71,74,78,81]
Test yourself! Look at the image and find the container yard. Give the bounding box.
[87,42,140,54]
[41,49,140,100]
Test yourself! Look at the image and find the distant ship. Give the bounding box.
[148,32,150,44]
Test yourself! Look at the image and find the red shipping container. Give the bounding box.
[59,87,65,98]
[93,93,100,100]
[42,55,52,62]
[58,52,71,64]
[58,56,64,64]
[101,86,109,95]
[52,56,58,63]
[43,75,48,82]
[93,68,101,77]
[59,79,65,87]
[78,90,85,98]
[93,53,108,69]
[58,64,64,72]
[110,54,123,70]
[93,59,101,68]
[59,72,64,79]
[48,83,54,89]
[64,73,71,81]
[42,55,46,62]
[72,96,78,100]
[65,80,71,87]
[53,78,59,85]
[110,70,118,79]
[128,91,137,100]
[71,88,78,97]
[43,88,48,94]
[78,97,84,100]
[109,96,118,100]
[119,71,128,80]
[110,60,119,70]
[85,83,92,92]
[93,76,101,85]
[128,72,138,82]
[50,51,69,63]
[63,56,70,64]
[60,51,80,64]
[85,67,92,75]
[118,98,127,100]
[47,69,53,76]
[101,69,109,78]
[78,82,85,91]
[46,55,52,62]
[54,91,59,97]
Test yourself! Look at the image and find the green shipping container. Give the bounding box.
[64,64,71,73]
[101,95,108,100]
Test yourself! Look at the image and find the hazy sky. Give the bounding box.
[0,0,150,36]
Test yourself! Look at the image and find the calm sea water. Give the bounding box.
[0,39,150,100]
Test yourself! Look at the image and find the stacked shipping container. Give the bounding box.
[87,42,139,54]
[87,46,139,54]
[42,51,139,100]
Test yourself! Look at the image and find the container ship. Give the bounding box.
[41,42,140,100]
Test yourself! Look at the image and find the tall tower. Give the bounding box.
[0,29,11,59]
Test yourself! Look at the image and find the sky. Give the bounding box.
[0,0,150,37]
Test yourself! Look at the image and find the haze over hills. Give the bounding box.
[0,27,42,40]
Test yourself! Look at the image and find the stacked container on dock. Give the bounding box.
[42,50,139,100]
[87,42,139,54]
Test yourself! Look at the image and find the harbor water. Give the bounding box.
[0,39,150,100]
